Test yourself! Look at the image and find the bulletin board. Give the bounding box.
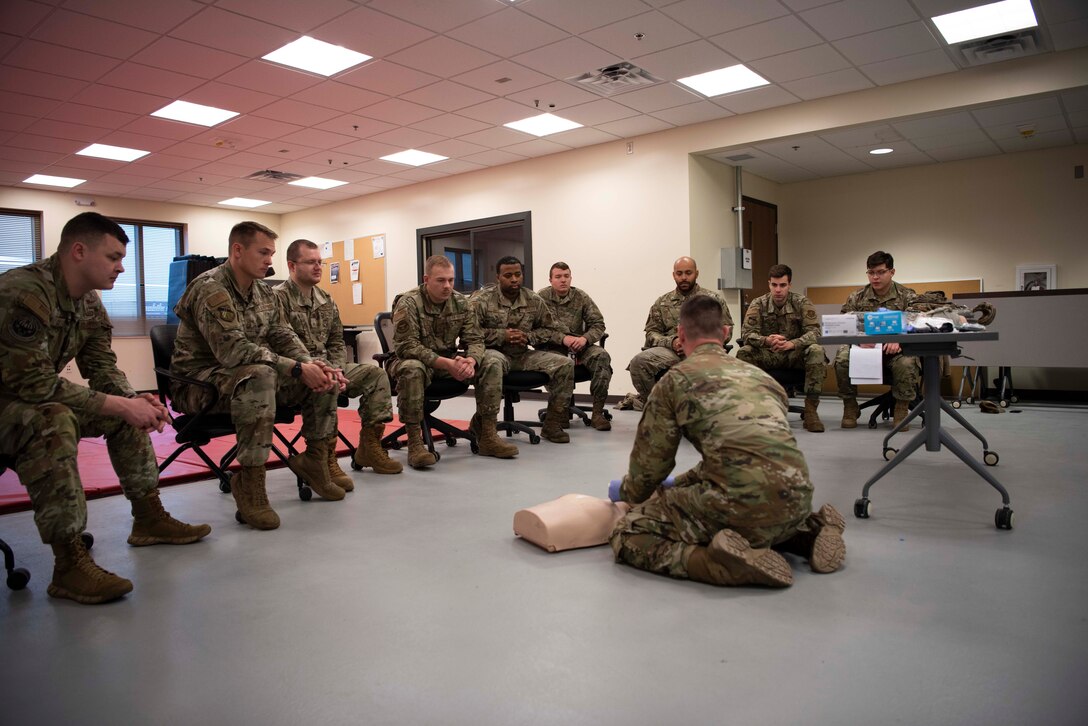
[317,235,386,326]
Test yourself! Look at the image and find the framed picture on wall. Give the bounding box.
[1016,264,1056,291]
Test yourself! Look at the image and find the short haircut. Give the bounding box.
[679,294,725,341]
[58,212,128,253]
[286,238,318,262]
[550,261,570,276]
[768,263,792,281]
[496,255,523,274]
[867,250,894,270]
[424,254,454,275]
[229,221,277,251]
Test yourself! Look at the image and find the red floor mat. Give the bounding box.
[0,411,464,514]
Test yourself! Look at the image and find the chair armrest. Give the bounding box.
[154,366,223,418]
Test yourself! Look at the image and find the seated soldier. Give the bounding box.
[835,250,921,430]
[627,256,732,404]
[469,256,574,444]
[736,264,827,432]
[274,239,402,487]
[610,295,845,587]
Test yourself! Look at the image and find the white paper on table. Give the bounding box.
[372,235,385,258]
[344,239,354,260]
[321,241,333,259]
[349,260,359,281]
[352,283,362,305]
[849,344,883,384]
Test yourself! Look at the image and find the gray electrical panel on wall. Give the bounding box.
[718,247,752,289]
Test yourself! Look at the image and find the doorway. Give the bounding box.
[741,197,778,309]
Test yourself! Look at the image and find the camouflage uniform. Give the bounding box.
[171,263,337,466]
[390,285,503,423]
[469,285,574,410]
[610,343,814,579]
[273,278,391,426]
[0,255,158,544]
[627,284,733,400]
[736,290,826,396]
[834,281,921,401]
[536,285,612,404]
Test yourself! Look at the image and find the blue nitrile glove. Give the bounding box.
[608,479,623,502]
[663,476,676,488]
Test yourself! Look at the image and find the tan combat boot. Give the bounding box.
[128,493,212,546]
[48,536,133,604]
[775,504,846,574]
[540,405,570,444]
[230,466,280,530]
[354,423,403,475]
[686,530,793,587]
[803,397,825,433]
[406,425,438,469]
[841,397,860,428]
[288,439,346,501]
[323,435,354,492]
[472,414,519,459]
[893,399,911,431]
[590,400,611,431]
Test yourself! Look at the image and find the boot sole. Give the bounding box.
[48,582,132,604]
[127,528,211,546]
[477,449,518,459]
[809,505,846,574]
[710,530,794,587]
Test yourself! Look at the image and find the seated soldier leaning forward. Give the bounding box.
[610,294,845,587]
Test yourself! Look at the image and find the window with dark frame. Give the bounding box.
[99,219,185,336]
[418,211,532,294]
[0,208,42,275]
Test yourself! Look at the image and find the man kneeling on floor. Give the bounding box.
[609,295,845,587]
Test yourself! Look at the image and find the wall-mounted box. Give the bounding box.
[719,247,752,289]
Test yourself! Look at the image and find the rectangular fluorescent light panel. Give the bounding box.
[932,0,1037,44]
[152,100,239,127]
[218,197,270,208]
[76,143,150,162]
[504,113,582,137]
[25,174,85,188]
[288,176,348,190]
[380,149,448,166]
[677,65,769,97]
[262,36,372,76]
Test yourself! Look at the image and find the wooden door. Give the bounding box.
[741,196,778,309]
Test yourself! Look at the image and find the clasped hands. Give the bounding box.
[299,360,348,393]
[763,334,796,352]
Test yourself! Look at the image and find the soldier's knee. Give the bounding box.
[735,347,755,364]
[397,359,427,382]
[234,364,276,393]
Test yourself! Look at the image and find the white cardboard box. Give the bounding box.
[822,314,857,336]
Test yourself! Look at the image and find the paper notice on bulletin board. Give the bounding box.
[321,241,333,259]
[350,260,360,281]
[372,235,385,258]
[330,262,340,283]
[344,239,354,260]
[352,283,362,305]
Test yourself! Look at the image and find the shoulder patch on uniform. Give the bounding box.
[15,291,50,324]
[4,308,44,345]
[205,290,230,309]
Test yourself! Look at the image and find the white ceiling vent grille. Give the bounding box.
[567,62,664,97]
[245,169,304,182]
[951,28,1045,67]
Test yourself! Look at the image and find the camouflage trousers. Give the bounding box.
[609,479,811,581]
[343,362,393,425]
[627,347,681,400]
[172,364,337,466]
[390,349,505,424]
[575,345,613,404]
[0,400,158,544]
[833,346,921,401]
[735,343,827,397]
[496,349,574,410]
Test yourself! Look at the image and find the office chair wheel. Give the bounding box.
[432,450,442,463]
[966,396,974,404]
[528,432,541,445]
[995,507,1014,530]
[868,420,878,429]
[446,437,457,447]
[999,399,1010,408]
[235,510,245,524]
[951,399,961,409]
[882,447,897,461]
[537,411,546,423]
[6,567,30,591]
[983,450,999,466]
[298,486,313,502]
[1010,395,1018,403]
[80,532,94,550]
[470,441,479,454]
[854,498,871,519]
[219,479,231,494]
[350,459,362,471]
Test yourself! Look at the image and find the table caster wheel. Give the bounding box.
[299,486,312,501]
[883,447,897,461]
[854,498,871,519]
[6,567,30,591]
[80,532,94,550]
[966,396,974,404]
[446,437,457,447]
[235,510,245,524]
[995,507,1014,530]
[999,399,1010,408]
[983,450,999,466]
[951,399,961,409]
[432,450,442,463]
[219,479,231,493]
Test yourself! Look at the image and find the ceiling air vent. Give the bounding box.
[245,169,304,182]
[567,62,663,97]
[726,153,756,162]
[951,28,1045,67]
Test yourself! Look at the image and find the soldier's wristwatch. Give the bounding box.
[291,361,303,378]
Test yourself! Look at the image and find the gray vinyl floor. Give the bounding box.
[1,394,1086,726]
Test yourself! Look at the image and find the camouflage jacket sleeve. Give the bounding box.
[468,291,506,349]
[324,304,347,369]
[526,295,565,348]
[792,296,820,349]
[460,306,485,365]
[75,295,136,398]
[620,373,682,504]
[643,297,673,349]
[392,294,438,368]
[740,299,764,347]
[580,290,606,346]
[840,289,862,314]
[191,282,298,375]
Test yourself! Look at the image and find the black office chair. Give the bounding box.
[149,325,310,500]
[499,371,549,444]
[372,312,475,461]
[536,334,613,427]
[857,364,923,430]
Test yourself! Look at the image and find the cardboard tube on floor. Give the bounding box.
[513,494,630,552]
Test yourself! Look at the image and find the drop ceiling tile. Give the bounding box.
[367,0,501,33]
[1061,87,1088,112]
[714,85,801,114]
[457,97,537,125]
[972,97,1064,126]
[420,138,491,157]
[97,130,177,152]
[819,124,902,148]
[994,129,1074,152]
[750,44,850,83]
[781,0,841,9]
[369,127,446,149]
[0,34,16,58]
[662,0,791,35]
[861,49,957,86]
[757,134,843,160]
[219,61,326,97]
[984,114,1069,140]
[652,101,735,125]
[461,149,528,166]
[314,114,397,138]
[246,140,324,160]
[908,128,991,150]
[311,6,434,58]
[410,113,490,137]
[0,113,35,134]
[250,99,343,126]
[1,91,64,119]
[0,67,88,101]
[278,128,359,150]
[1037,0,1088,23]
[162,141,236,162]
[333,138,402,159]
[31,10,158,60]
[582,11,700,58]
[24,118,107,143]
[77,180,143,195]
[182,129,273,153]
[183,82,278,114]
[562,98,641,126]
[632,40,741,80]
[1,0,53,36]
[216,115,306,141]
[62,0,205,33]
[357,98,444,126]
[892,111,978,138]
[1050,18,1088,51]
[49,155,121,173]
[4,40,122,82]
[1069,110,1088,127]
[800,0,921,42]
[287,82,386,115]
[387,35,500,77]
[70,84,170,115]
[391,166,448,182]
[97,63,206,98]
[120,116,212,141]
[401,81,496,113]
[457,126,530,149]
[505,81,601,112]
[350,159,410,175]
[548,126,621,148]
[612,83,702,112]
[781,67,873,100]
[710,15,823,61]
[596,115,675,137]
[297,149,372,167]
[1073,127,1088,143]
[520,0,651,35]
[215,0,357,33]
[834,22,940,66]
[0,145,66,164]
[169,7,297,59]
[148,178,218,194]
[924,140,1003,162]
[860,150,935,169]
[427,158,486,175]
[448,8,569,57]
[452,61,554,96]
[131,38,248,80]
[337,61,439,97]
[512,38,619,80]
